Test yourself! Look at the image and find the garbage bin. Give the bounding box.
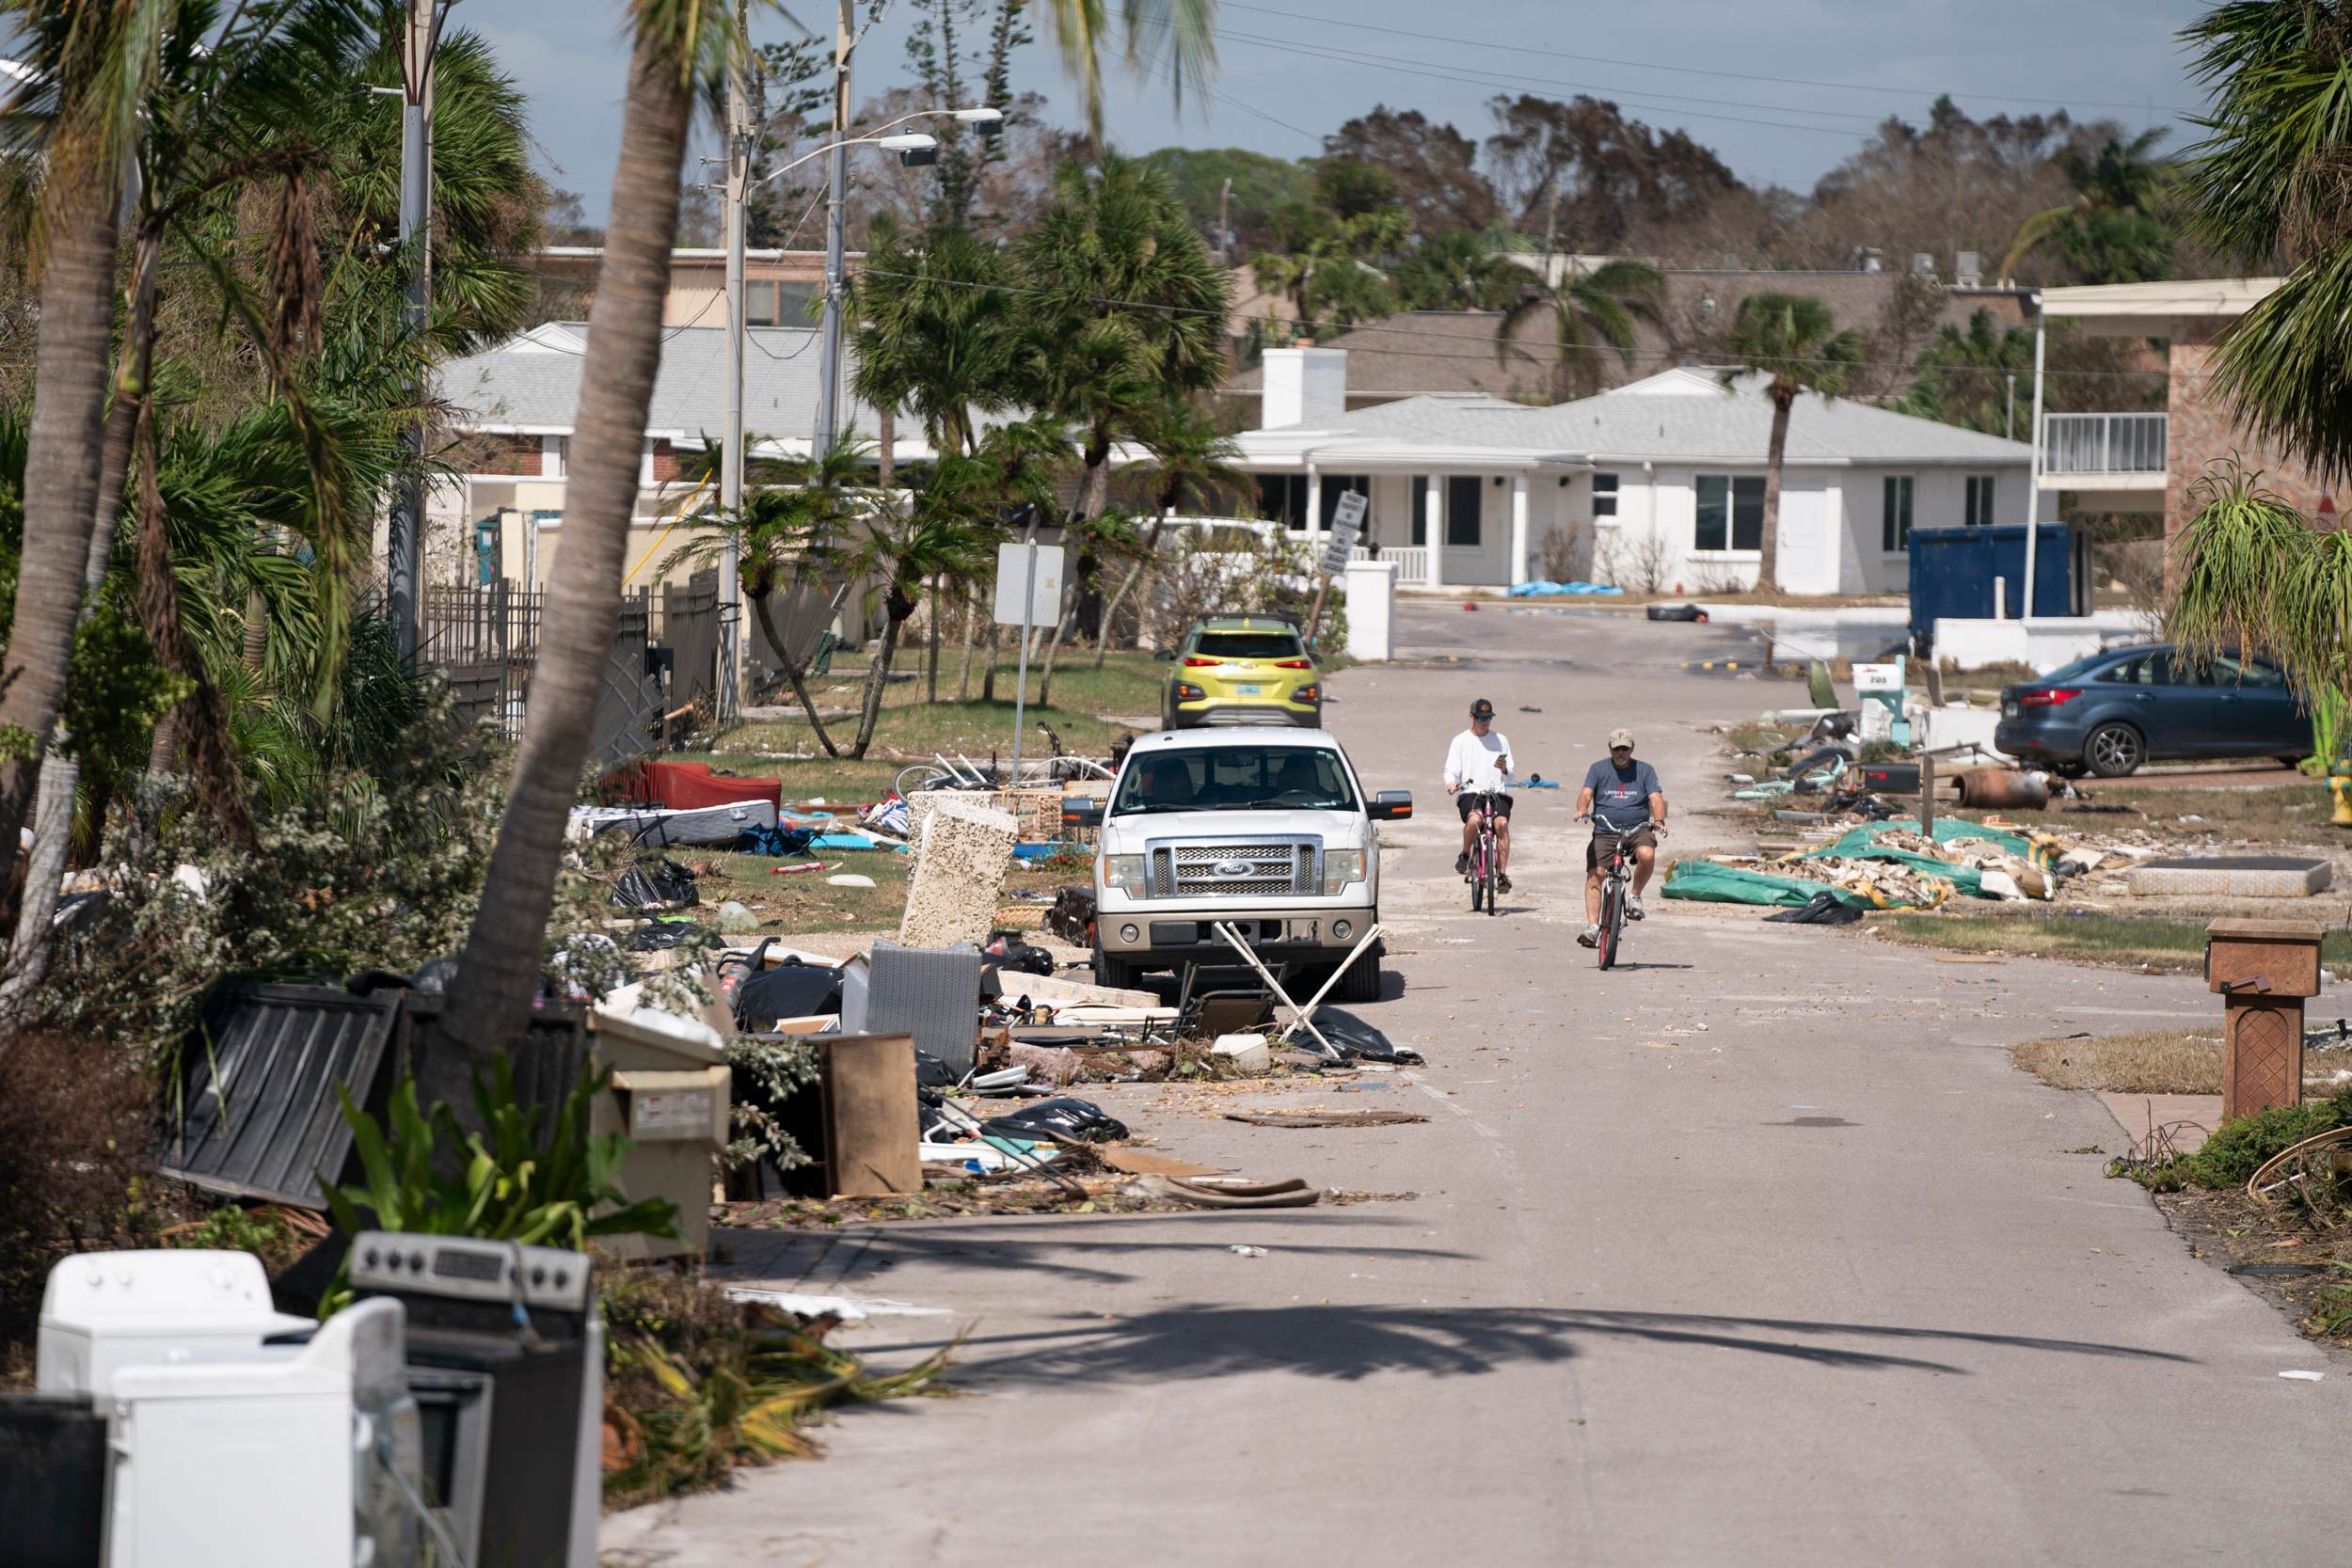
[588,1006,732,1259]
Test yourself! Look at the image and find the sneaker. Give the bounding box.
[1497,874,1513,894]
[1578,924,1599,948]
[1455,853,1471,876]
[1627,894,1645,921]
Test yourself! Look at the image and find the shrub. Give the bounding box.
[2120,1085,2352,1192]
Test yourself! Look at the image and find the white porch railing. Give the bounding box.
[1350,545,1430,585]
[2042,413,2167,475]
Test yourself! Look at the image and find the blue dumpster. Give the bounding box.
[1908,522,2090,653]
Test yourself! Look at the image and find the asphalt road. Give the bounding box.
[605,603,2349,1567]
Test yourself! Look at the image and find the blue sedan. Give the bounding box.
[1994,644,2311,778]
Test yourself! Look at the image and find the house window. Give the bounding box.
[1965,473,1995,527]
[1257,474,1308,530]
[1593,472,1619,517]
[1445,475,1483,546]
[1883,475,1914,552]
[1695,474,1766,551]
[1319,475,1370,530]
[1412,476,1429,547]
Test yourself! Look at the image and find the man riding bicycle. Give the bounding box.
[1444,698,1513,894]
[1575,726,1666,947]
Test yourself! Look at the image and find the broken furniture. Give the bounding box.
[810,1033,923,1198]
[349,1231,602,1568]
[2207,918,2324,1119]
[856,941,987,1076]
[606,759,783,813]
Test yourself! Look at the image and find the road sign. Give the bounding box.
[993,543,1064,627]
[1319,490,1368,575]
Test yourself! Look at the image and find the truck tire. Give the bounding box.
[1335,952,1382,1003]
[1093,949,1136,990]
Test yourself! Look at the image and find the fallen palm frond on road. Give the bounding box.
[2011,1031,2224,1095]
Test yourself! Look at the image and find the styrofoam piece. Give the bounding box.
[720,1288,951,1321]
[1212,1033,1271,1071]
[2126,857,2332,898]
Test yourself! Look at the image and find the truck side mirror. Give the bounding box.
[1062,799,1104,828]
[1368,790,1412,820]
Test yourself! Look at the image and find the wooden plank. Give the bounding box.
[823,1033,921,1197]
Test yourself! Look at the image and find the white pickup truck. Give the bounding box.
[1066,727,1412,1003]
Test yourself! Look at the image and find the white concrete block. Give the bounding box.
[1343,560,1397,662]
[1212,1033,1272,1071]
[898,799,1017,949]
[1931,617,2106,674]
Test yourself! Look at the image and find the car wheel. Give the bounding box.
[1335,952,1382,1003]
[1093,949,1136,990]
[2085,722,2145,778]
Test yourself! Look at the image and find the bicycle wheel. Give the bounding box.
[894,763,953,796]
[1484,846,1499,916]
[1597,878,1623,969]
[1470,853,1486,911]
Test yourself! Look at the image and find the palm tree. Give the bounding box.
[1714,293,1865,593]
[1899,308,2036,435]
[1250,204,1408,341]
[438,0,735,1056]
[848,216,1019,461]
[0,0,165,907]
[1493,257,1665,404]
[660,439,867,756]
[1396,226,1529,311]
[2175,1,2352,487]
[838,470,997,758]
[1998,130,2175,286]
[1032,0,1214,142]
[1093,397,1248,667]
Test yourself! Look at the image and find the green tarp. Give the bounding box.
[1661,862,1876,909]
[1807,817,2033,861]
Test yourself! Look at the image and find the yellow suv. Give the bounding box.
[1162,617,1323,730]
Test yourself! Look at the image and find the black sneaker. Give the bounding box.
[1497,874,1513,894]
[1455,853,1471,876]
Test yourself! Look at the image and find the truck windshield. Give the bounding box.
[1114,746,1358,814]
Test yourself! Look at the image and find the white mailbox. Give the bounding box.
[1852,662,1904,692]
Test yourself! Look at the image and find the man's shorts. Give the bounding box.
[1456,791,1513,823]
[1587,823,1656,871]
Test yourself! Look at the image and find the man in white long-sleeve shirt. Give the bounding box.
[1442,697,1513,892]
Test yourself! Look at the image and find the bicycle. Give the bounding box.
[1590,819,1663,970]
[1461,790,1504,916]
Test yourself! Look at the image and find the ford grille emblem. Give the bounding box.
[1212,858,1254,878]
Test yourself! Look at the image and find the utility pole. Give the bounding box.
[1217,177,1231,268]
[813,0,854,455]
[390,0,447,668]
[720,0,748,721]
[2022,296,2047,622]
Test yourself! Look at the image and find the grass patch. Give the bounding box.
[1869,911,2352,974]
[1993,782,2335,836]
[660,847,1082,940]
[2011,1030,2223,1094]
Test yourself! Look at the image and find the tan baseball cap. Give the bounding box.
[1606,727,1635,748]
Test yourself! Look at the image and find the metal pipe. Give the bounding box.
[813,0,853,455]
[2023,296,2046,626]
[720,0,748,722]
[1211,922,1342,1059]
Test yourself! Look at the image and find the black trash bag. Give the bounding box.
[1808,712,1858,741]
[1762,891,1867,926]
[611,859,699,909]
[1645,603,1707,623]
[629,922,708,953]
[985,933,1055,976]
[1044,885,1096,946]
[979,1097,1129,1144]
[1308,1006,1424,1065]
[734,956,843,1030]
[914,1049,957,1088]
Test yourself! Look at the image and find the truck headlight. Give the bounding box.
[1104,854,1148,896]
[1323,848,1364,895]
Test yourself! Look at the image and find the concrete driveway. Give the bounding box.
[605,602,2348,1566]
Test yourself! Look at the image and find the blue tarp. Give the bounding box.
[1508,580,1625,596]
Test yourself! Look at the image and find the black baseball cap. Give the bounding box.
[1470,698,1494,720]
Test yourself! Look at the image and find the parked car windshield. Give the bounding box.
[1114,746,1358,814]
[1193,631,1303,660]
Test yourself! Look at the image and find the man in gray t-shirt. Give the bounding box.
[1574,727,1667,945]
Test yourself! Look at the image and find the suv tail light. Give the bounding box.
[1174,682,1204,701]
[2016,688,2081,707]
[1274,658,1311,669]
[1292,685,1320,703]
[1182,656,1221,667]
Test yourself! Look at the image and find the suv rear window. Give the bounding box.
[1193,631,1303,660]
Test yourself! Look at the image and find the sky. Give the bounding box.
[473,0,2216,226]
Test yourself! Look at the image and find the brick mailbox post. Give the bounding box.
[2205,918,2324,1119]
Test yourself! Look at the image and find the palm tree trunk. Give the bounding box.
[752,589,837,755]
[441,23,696,1053]
[851,586,914,758]
[980,616,999,701]
[1094,514,1168,667]
[1037,573,1076,708]
[956,582,977,699]
[1,227,163,998]
[1758,387,1792,594]
[0,182,123,909]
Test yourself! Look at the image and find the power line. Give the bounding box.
[1218,2,2204,119]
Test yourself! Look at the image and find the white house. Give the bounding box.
[1231,352,2044,594]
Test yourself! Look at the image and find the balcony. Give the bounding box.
[2037,413,2166,514]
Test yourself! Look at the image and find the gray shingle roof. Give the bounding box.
[1243,369,2032,467]
[437,322,884,446]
